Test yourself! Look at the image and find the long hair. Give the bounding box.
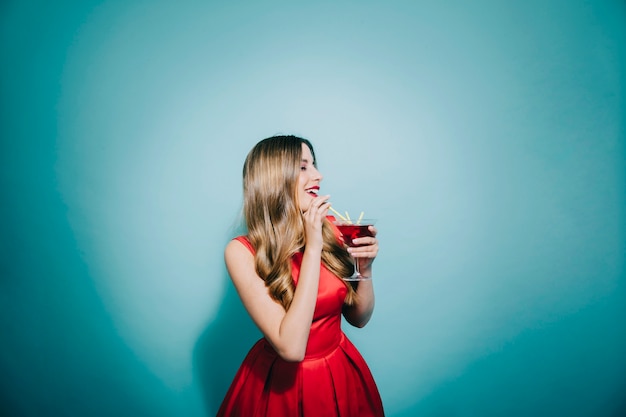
[243,135,356,310]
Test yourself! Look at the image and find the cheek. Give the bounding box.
[299,188,309,202]
[298,172,307,187]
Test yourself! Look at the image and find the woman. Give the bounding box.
[217,135,384,416]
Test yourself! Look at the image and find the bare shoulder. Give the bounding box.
[224,238,258,285]
[223,239,284,336]
[225,238,249,259]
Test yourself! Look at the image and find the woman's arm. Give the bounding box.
[225,195,331,362]
[224,241,320,361]
[342,225,379,328]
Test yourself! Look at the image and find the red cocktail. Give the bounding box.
[333,219,377,281]
[335,224,374,247]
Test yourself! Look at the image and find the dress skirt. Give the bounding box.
[216,333,384,417]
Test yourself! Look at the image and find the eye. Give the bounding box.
[300,165,307,171]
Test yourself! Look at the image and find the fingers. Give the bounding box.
[348,242,378,257]
[351,225,377,247]
[302,196,330,249]
[348,239,378,259]
[303,195,331,223]
[348,224,379,260]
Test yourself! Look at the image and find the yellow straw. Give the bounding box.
[329,206,348,221]
[345,212,351,223]
[357,211,364,224]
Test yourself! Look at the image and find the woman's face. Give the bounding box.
[297,143,323,212]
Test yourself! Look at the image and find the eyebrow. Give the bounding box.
[301,157,317,167]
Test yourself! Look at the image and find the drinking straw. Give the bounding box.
[345,212,351,223]
[329,206,348,221]
[357,211,364,224]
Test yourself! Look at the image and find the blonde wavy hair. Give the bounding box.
[243,135,356,310]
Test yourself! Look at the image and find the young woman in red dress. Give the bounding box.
[217,135,384,416]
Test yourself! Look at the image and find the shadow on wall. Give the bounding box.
[391,285,626,417]
[193,264,261,415]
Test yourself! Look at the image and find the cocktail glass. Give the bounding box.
[333,219,377,281]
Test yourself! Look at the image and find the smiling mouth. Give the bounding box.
[306,187,319,197]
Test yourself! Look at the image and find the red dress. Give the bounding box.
[216,236,385,417]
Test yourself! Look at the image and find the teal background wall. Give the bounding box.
[1,1,625,416]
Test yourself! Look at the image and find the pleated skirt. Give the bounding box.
[216,333,384,417]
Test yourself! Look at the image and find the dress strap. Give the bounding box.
[326,215,344,243]
[233,236,255,254]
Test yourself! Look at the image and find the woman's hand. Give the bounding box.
[302,195,331,250]
[348,225,378,274]
[342,225,378,327]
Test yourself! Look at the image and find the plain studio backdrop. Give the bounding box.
[1,1,625,416]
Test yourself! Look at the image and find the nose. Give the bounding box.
[313,166,323,181]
